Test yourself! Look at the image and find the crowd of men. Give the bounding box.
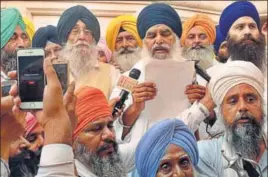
[1,1,267,177]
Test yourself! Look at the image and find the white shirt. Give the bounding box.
[110,58,211,146]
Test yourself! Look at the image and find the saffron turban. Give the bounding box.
[73,87,112,139]
[32,25,61,48]
[1,8,25,48]
[57,5,100,45]
[106,15,142,52]
[23,17,35,41]
[219,1,260,38]
[208,61,264,105]
[97,38,112,63]
[25,113,39,136]
[214,25,225,55]
[137,3,182,39]
[135,119,199,177]
[181,14,216,47]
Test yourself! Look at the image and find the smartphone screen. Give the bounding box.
[53,63,68,93]
[18,55,44,102]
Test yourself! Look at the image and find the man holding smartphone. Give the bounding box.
[1,57,77,177]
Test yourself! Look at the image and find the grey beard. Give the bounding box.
[59,43,99,79]
[74,142,126,177]
[181,45,215,70]
[225,116,263,160]
[113,47,141,72]
[227,33,266,72]
[1,49,17,74]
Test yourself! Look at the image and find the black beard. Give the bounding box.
[1,49,17,74]
[227,33,266,71]
[9,147,42,177]
[226,112,263,160]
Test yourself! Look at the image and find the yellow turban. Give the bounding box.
[181,14,216,47]
[106,14,142,52]
[23,17,35,41]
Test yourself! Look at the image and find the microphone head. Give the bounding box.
[129,68,141,79]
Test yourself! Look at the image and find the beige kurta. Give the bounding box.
[71,62,120,99]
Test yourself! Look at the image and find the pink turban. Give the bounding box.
[25,112,39,136]
[97,38,112,63]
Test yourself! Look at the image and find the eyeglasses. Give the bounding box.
[70,28,92,37]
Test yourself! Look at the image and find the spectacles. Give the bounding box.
[70,28,92,37]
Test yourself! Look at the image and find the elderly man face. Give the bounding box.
[112,31,141,72]
[221,83,264,160]
[60,20,98,78]
[74,116,126,177]
[184,26,210,48]
[143,24,176,60]
[67,20,94,45]
[227,17,265,70]
[181,26,215,69]
[3,26,28,55]
[156,144,194,177]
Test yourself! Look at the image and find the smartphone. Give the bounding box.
[17,48,45,110]
[52,60,69,94]
[1,80,16,97]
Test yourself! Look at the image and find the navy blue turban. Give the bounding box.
[214,25,225,55]
[137,3,182,39]
[57,5,100,45]
[135,119,199,177]
[32,25,60,48]
[220,1,260,38]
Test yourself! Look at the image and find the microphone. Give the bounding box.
[195,64,211,82]
[112,68,141,116]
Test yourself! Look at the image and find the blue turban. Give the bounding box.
[137,3,182,39]
[214,25,225,55]
[1,8,25,48]
[57,5,100,45]
[135,119,199,177]
[32,25,60,48]
[219,1,260,38]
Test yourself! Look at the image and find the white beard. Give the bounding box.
[59,42,99,79]
[113,47,142,72]
[181,45,215,70]
[140,36,183,61]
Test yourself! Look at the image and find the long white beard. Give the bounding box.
[59,42,98,79]
[181,45,215,70]
[140,36,183,61]
[113,47,141,72]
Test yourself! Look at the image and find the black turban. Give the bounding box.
[137,3,182,39]
[32,25,60,48]
[57,5,100,44]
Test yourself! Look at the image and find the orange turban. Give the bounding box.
[106,14,142,52]
[73,87,112,139]
[180,14,216,47]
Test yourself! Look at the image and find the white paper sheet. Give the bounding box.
[144,60,195,124]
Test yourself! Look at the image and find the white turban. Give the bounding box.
[209,61,264,105]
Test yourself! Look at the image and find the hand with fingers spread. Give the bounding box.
[131,82,158,112]
[9,56,76,146]
[185,84,206,104]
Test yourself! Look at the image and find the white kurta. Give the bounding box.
[110,58,214,146]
